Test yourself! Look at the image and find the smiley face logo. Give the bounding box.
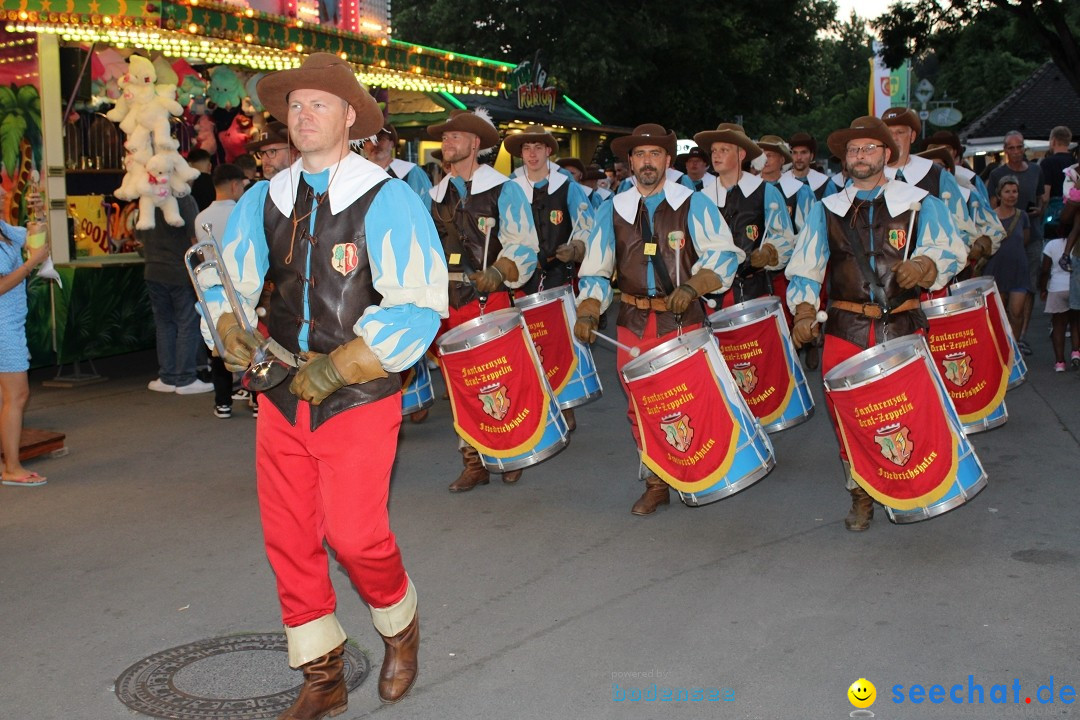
[848,678,876,708]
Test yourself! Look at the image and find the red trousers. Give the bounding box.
[256,395,407,627]
[616,313,702,450]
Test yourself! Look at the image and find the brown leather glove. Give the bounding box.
[469,256,520,293]
[665,268,722,314]
[554,239,585,263]
[749,243,779,269]
[791,302,820,349]
[217,313,264,372]
[289,336,388,405]
[893,254,938,290]
[967,235,992,264]
[574,298,602,344]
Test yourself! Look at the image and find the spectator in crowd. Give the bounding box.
[186,148,215,211]
[194,163,249,417]
[139,190,212,395]
[986,175,1031,348]
[1039,222,1080,371]
[987,132,1049,354]
[233,153,258,186]
[1041,126,1074,231]
[245,122,297,180]
[0,191,51,487]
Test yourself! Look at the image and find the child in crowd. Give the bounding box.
[1039,223,1080,371]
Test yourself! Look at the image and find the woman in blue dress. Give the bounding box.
[1,194,51,487]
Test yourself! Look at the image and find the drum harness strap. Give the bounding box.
[433,199,515,313]
[841,219,916,339]
[637,199,684,332]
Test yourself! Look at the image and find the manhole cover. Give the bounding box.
[115,633,370,719]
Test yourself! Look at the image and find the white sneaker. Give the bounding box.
[148,379,176,392]
[175,379,214,395]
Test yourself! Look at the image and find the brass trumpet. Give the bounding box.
[185,223,291,392]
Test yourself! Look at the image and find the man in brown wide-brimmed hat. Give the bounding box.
[785,115,966,532]
[427,108,540,492]
[573,123,743,516]
[203,52,449,714]
[355,123,433,211]
[246,121,298,180]
[881,106,979,277]
[783,132,833,200]
[694,122,795,308]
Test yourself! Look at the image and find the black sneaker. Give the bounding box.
[250,401,259,418]
[215,404,232,419]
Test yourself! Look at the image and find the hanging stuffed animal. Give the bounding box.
[207,66,246,111]
[219,113,255,162]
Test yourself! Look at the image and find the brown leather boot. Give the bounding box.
[378,614,419,704]
[631,473,670,516]
[502,468,523,484]
[277,644,347,720]
[449,445,489,492]
[408,408,429,423]
[845,486,874,531]
[562,407,577,432]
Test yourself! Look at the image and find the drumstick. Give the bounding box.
[590,329,641,357]
[903,201,922,262]
[480,217,495,271]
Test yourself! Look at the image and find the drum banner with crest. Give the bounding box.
[925,305,1008,424]
[521,299,579,396]
[714,319,796,427]
[626,350,741,491]
[441,324,552,458]
[828,358,960,509]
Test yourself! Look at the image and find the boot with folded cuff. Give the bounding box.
[449,444,489,492]
[631,473,671,516]
[277,644,347,720]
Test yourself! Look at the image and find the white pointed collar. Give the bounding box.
[430,163,509,203]
[885,153,933,186]
[612,179,694,224]
[269,152,388,217]
[702,172,763,209]
[822,179,929,218]
[785,168,828,192]
[389,158,417,180]
[777,173,803,199]
[511,161,569,202]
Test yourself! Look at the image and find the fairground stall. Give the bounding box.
[1,0,516,373]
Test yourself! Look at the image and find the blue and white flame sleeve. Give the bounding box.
[356,180,448,373]
[197,181,270,348]
[567,182,595,244]
[496,180,539,288]
[914,193,967,291]
[687,193,742,286]
[762,183,796,270]
[785,202,829,313]
[576,199,615,312]
[404,166,434,212]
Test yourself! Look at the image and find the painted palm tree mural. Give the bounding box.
[0,82,43,225]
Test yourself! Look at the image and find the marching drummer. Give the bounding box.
[783,132,834,200]
[506,125,595,432]
[204,54,449,710]
[427,109,540,492]
[574,123,743,516]
[881,107,983,270]
[785,115,967,532]
[758,134,815,233]
[694,123,795,307]
[358,123,434,211]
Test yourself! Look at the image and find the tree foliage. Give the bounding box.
[392,0,850,139]
[873,0,1080,99]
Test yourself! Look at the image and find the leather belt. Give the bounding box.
[621,293,669,312]
[830,298,920,319]
[448,272,468,283]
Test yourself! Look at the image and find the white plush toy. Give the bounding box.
[132,156,184,229]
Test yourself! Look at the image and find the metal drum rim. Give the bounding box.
[557,387,603,409]
[823,335,927,390]
[921,293,985,318]
[437,308,523,354]
[621,327,714,382]
[481,433,570,472]
[949,277,996,297]
[885,472,987,523]
[707,296,782,329]
[514,284,575,311]
[677,455,776,506]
